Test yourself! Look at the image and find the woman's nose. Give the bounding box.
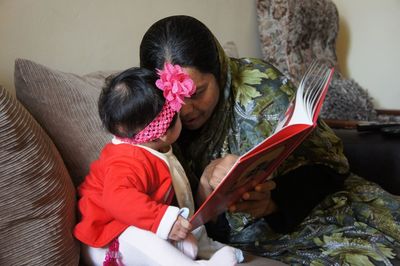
[180,99,193,117]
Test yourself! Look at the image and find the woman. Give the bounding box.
[140,15,400,265]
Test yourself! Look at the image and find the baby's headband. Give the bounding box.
[117,62,196,144]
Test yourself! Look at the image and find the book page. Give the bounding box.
[287,62,334,126]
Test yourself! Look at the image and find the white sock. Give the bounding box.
[196,246,238,266]
[174,233,198,259]
[194,225,244,263]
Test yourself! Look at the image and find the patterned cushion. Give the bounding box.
[256,0,376,121]
[0,86,79,265]
[14,59,112,186]
[257,0,339,84]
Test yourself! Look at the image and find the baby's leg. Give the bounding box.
[193,225,244,262]
[83,226,238,266]
[119,226,238,265]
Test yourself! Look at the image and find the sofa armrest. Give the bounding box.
[334,129,400,195]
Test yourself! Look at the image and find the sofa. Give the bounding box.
[1,56,399,266]
[334,128,400,196]
[1,58,399,266]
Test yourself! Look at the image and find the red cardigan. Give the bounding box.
[74,143,174,247]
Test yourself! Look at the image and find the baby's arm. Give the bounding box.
[169,215,199,260]
[168,215,192,241]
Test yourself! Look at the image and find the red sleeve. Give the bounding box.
[102,151,171,233]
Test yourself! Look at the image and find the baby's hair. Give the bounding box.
[99,67,173,139]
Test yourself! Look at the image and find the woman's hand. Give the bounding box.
[207,154,239,189]
[229,180,277,218]
[196,154,278,219]
[196,155,239,205]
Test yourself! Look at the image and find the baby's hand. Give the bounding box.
[168,216,192,241]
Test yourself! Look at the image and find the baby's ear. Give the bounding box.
[158,135,168,142]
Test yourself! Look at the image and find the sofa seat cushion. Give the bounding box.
[334,128,400,195]
[0,86,79,265]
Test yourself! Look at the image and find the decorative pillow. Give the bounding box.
[0,86,79,265]
[321,76,377,121]
[256,0,339,83]
[14,59,113,186]
[256,0,377,122]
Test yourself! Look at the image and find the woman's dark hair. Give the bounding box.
[98,67,166,138]
[140,15,220,79]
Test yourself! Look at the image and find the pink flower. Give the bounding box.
[155,62,196,111]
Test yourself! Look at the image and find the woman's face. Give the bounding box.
[181,67,220,130]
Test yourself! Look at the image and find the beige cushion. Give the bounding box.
[14,58,112,186]
[0,86,79,265]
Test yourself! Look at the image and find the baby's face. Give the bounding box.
[163,114,182,145]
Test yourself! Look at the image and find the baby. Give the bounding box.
[74,64,243,265]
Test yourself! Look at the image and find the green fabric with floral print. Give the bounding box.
[233,174,400,265]
[176,40,400,265]
[227,57,349,176]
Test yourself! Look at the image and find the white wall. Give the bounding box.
[0,0,261,95]
[333,0,400,109]
[1,0,399,109]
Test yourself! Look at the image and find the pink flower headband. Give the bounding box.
[117,62,196,144]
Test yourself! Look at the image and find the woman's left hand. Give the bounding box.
[196,154,239,206]
[229,180,277,218]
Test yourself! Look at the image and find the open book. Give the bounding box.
[190,60,335,229]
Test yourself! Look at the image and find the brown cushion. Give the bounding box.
[0,86,79,265]
[14,58,112,186]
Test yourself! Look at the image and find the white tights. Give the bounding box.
[82,226,242,266]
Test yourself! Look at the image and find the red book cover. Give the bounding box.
[190,60,334,229]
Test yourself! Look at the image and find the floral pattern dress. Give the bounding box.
[176,44,400,265]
